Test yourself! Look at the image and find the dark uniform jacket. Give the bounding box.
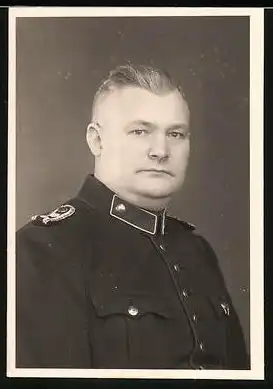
[16,174,249,369]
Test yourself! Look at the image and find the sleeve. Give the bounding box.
[16,226,93,368]
[197,235,250,369]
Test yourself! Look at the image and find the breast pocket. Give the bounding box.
[89,292,185,368]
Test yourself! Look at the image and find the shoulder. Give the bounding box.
[166,215,221,269]
[16,198,99,289]
[166,214,196,232]
[16,197,95,249]
[30,204,77,227]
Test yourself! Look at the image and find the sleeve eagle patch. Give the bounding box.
[31,204,76,226]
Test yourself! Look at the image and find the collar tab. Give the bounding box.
[110,194,166,235]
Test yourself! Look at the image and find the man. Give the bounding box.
[16,64,249,369]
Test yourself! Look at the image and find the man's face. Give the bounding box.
[94,86,190,208]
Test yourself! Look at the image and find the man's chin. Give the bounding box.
[136,184,177,200]
[135,176,182,198]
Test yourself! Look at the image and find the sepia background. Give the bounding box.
[16,16,250,353]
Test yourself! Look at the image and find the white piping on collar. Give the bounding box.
[161,208,167,235]
[109,194,158,235]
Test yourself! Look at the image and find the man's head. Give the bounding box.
[87,64,190,211]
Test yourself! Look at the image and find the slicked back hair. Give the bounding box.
[91,64,187,120]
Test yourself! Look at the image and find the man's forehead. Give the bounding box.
[111,86,185,105]
[93,86,189,124]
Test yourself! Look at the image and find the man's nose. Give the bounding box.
[148,134,169,161]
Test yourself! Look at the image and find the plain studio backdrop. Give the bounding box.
[15,16,250,355]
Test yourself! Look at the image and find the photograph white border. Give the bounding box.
[7,6,264,380]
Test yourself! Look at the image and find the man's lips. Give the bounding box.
[137,169,174,177]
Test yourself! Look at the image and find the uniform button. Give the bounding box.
[199,342,205,352]
[174,264,179,272]
[192,313,197,323]
[128,306,139,317]
[159,244,166,251]
[199,365,205,370]
[182,289,188,298]
[115,203,126,212]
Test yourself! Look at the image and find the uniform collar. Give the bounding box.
[78,174,166,235]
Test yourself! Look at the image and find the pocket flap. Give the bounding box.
[91,292,176,319]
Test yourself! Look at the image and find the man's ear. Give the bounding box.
[86,122,102,157]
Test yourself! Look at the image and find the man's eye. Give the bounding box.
[132,129,147,136]
[169,131,186,139]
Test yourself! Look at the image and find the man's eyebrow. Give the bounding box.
[127,120,156,128]
[127,121,189,131]
[167,123,189,131]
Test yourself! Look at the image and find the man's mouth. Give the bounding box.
[137,169,174,177]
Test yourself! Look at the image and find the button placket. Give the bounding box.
[152,235,205,365]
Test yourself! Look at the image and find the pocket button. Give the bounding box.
[128,305,139,317]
